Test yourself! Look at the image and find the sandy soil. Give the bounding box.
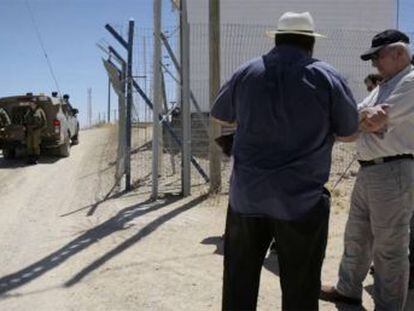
[0,126,413,310]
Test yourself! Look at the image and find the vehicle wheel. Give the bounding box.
[71,132,79,145]
[3,148,16,159]
[59,138,71,157]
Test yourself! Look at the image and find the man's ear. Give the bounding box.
[394,45,405,59]
[395,46,402,57]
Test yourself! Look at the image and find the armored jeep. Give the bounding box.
[0,92,79,158]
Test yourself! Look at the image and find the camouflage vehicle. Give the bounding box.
[0,92,79,158]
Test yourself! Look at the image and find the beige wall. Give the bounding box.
[187,0,396,30]
[186,0,397,112]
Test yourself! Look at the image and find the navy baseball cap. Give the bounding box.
[361,29,410,61]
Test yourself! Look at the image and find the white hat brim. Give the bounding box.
[266,30,326,38]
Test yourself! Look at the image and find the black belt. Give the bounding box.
[358,154,414,167]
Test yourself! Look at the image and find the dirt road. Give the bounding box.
[0,127,413,310]
[0,127,121,310]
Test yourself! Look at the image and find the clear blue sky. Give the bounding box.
[0,0,176,127]
[399,0,414,32]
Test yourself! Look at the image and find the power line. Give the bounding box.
[25,0,61,96]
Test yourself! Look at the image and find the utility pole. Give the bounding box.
[180,0,191,196]
[152,0,162,199]
[209,0,221,193]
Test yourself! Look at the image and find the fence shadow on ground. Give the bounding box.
[59,182,125,218]
[64,193,208,287]
[61,172,154,218]
[0,193,208,297]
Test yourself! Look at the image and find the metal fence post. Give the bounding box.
[152,0,162,199]
[125,19,134,191]
[180,0,191,196]
[209,0,222,193]
[105,23,133,192]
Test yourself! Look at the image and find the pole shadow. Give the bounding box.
[0,193,193,297]
[64,194,208,287]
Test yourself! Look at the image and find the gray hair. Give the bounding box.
[387,42,412,60]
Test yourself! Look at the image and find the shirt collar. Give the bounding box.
[267,45,310,62]
[381,64,412,87]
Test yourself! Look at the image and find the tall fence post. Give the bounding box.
[152,0,162,199]
[105,22,134,192]
[209,0,222,193]
[125,19,134,191]
[119,61,127,184]
[102,47,127,185]
[180,0,191,196]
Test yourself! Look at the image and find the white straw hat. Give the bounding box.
[266,12,326,38]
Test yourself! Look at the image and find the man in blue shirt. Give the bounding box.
[211,12,358,310]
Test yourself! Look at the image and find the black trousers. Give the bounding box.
[222,193,330,311]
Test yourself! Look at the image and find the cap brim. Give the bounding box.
[360,45,385,61]
[266,30,326,38]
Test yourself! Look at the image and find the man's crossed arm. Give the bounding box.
[336,104,389,142]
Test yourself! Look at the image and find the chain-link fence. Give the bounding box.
[188,24,414,193]
[128,26,185,195]
[114,22,413,196]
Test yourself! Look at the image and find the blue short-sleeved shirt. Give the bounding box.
[211,46,358,220]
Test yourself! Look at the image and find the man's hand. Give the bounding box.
[359,104,389,133]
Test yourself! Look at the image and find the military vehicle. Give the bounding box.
[0,92,79,159]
